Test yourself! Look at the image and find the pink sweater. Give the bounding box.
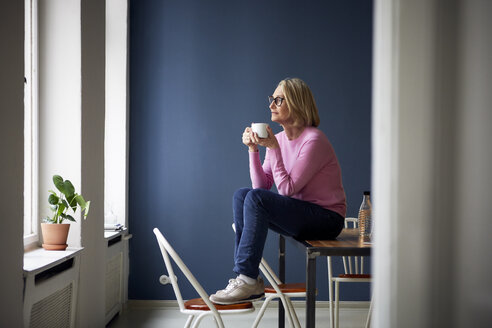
[249,127,346,218]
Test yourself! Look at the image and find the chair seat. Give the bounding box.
[337,273,371,279]
[265,282,306,294]
[184,298,253,311]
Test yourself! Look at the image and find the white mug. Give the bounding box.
[251,123,269,138]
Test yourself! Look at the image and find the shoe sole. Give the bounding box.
[211,292,265,305]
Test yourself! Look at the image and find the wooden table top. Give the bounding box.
[304,228,372,256]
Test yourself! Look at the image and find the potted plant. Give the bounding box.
[41,175,90,250]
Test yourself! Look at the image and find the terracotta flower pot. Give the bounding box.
[41,223,70,250]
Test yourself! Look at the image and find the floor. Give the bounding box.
[108,301,370,328]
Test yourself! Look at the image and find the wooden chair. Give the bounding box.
[153,228,255,328]
[327,218,372,328]
[232,223,307,328]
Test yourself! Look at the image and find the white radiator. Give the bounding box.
[30,283,73,327]
[105,231,131,324]
[106,252,122,318]
[23,248,82,328]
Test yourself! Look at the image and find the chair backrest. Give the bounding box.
[153,228,222,318]
[343,218,365,274]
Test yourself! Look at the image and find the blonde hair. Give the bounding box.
[278,78,320,127]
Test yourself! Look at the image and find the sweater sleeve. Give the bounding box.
[249,151,274,190]
[269,138,328,196]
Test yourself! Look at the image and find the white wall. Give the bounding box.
[373,0,492,327]
[453,1,492,326]
[0,1,25,326]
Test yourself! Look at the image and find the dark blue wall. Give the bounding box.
[129,0,372,301]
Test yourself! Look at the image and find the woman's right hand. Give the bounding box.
[242,127,258,152]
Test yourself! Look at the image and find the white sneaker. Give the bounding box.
[210,277,265,305]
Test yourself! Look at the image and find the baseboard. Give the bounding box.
[126,299,370,310]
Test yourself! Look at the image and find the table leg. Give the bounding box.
[328,257,334,328]
[306,250,317,328]
[279,235,285,328]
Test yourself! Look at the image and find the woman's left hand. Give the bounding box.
[251,126,279,149]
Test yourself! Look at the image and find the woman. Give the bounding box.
[210,78,346,305]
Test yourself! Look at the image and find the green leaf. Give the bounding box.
[49,174,88,222]
[75,195,86,207]
[75,195,90,218]
[57,203,66,217]
[63,180,75,197]
[53,175,65,193]
[48,194,59,205]
[65,214,76,222]
[66,194,77,211]
[83,200,91,218]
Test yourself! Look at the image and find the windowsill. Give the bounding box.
[23,228,129,275]
[24,234,39,251]
[104,227,128,241]
[23,247,84,276]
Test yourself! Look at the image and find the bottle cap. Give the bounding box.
[363,191,370,195]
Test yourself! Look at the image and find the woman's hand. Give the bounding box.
[250,126,279,150]
[242,127,258,152]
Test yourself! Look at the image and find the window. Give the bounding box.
[23,0,129,241]
[105,0,129,229]
[24,0,39,246]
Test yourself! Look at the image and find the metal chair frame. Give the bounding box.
[232,223,305,328]
[153,228,254,328]
[327,217,372,328]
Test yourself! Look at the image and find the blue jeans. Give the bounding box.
[233,188,344,279]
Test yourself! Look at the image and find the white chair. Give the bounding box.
[232,223,306,328]
[327,217,372,328]
[153,228,255,328]
[255,257,306,328]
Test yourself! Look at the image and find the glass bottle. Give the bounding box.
[358,191,372,237]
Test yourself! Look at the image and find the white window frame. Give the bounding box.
[24,0,39,247]
[105,0,129,228]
